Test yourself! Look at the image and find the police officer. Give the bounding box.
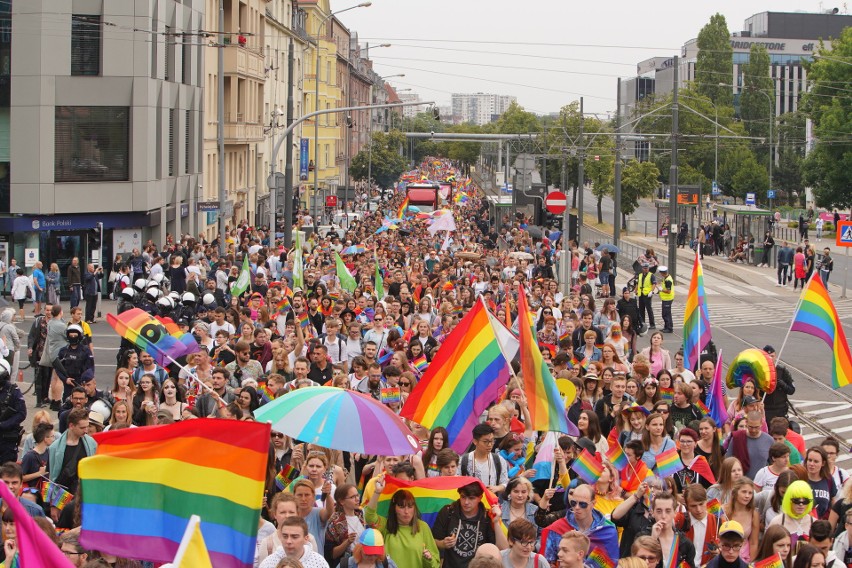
[0,359,25,464]
[658,266,675,333]
[636,263,657,331]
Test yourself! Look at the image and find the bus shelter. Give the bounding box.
[717,204,773,265]
[654,199,699,244]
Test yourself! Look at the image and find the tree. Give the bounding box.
[349,131,407,189]
[495,101,542,134]
[695,14,733,107]
[399,112,443,163]
[801,27,852,211]
[621,160,661,227]
[731,150,770,201]
[542,102,582,207]
[739,44,773,142]
[443,123,483,166]
[774,111,806,204]
[584,120,614,224]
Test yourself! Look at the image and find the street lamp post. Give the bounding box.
[311,2,371,226]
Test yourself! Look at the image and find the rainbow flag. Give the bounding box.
[108,308,199,367]
[517,284,570,434]
[274,464,300,490]
[706,498,722,517]
[689,455,716,484]
[707,351,728,427]
[297,311,310,328]
[442,281,454,292]
[79,420,270,568]
[605,438,628,473]
[683,252,712,371]
[621,459,652,493]
[412,355,429,372]
[659,387,674,403]
[790,273,852,388]
[754,554,783,568]
[396,197,409,219]
[377,349,393,366]
[654,446,684,478]
[275,296,291,314]
[453,304,464,315]
[587,548,616,568]
[695,400,710,417]
[531,431,559,483]
[257,383,275,404]
[571,449,604,483]
[41,481,74,511]
[400,300,514,452]
[375,475,498,527]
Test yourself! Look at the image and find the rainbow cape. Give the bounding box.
[654,446,684,478]
[79,420,270,568]
[790,272,852,388]
[517,284,570,433]
[375,475,498,527]
[400,299,514,452]
[682,252,712,371]
[108,308,199,367]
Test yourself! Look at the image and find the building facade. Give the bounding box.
[8,0,203,280]
[202,0,267,238]
[255,0,309,228]
[450,92,516,125]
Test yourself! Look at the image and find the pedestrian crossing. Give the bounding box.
[791,399,852,465]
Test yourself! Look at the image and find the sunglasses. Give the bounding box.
[400,381,410,386]
[569,500,591,509]
[791,498,812,505]
[271,433,285,439]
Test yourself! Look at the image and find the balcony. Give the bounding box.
[223,46,265,81]
[224,113,263,143]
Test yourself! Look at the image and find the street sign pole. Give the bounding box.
[836,220,852,299]
[844,247,848,299]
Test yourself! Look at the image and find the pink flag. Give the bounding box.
[0,480,75,567]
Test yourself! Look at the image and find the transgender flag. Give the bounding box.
[683,252,712,371]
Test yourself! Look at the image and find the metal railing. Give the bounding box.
[581,224,647,275]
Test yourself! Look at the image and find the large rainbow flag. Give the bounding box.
[79,420,270,568]
[517,284,570,433]
[401,299,513,452]
[108,308,199,367]
[375,475,498,527]
[790,272,852,388]
[683,252,712,371]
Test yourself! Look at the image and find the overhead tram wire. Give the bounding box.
[369,55,626,79]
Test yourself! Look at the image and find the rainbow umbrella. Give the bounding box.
[253,387,420,455]
[343,244,367,255]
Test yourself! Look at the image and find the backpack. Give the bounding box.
[460,452,502,484]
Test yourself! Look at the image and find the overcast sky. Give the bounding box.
[332,0,841,116]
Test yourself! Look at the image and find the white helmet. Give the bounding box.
[121,287,136,300]
[91,399,112,422]
[168,291,181,303]
[202,293,216,306]
[152,272,165,284]
[134,278,147,292]
[156,296,174,310]
[146,287,161,302]
[181,292,196,306]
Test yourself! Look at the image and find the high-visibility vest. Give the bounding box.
[659,276,675,301]
[638,272,654,296]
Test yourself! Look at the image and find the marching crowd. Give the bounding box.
[0,159,844,568]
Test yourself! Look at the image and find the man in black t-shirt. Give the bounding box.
[433,481,508,568]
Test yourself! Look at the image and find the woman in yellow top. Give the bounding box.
[594,461,625,537]
[364,476,440,568]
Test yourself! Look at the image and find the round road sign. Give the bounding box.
[545,191,568,214]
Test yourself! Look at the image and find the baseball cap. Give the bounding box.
[359,528,384,555]
[573,437,598,455]
[763,345,776,354]
[719,520,745,539]
[742,395,759,406]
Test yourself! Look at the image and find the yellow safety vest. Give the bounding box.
[659,276,675,301]
[638,272,654,296]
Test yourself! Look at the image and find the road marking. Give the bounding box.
[745,285,778,296]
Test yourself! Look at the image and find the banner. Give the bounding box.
[299,138,309,181]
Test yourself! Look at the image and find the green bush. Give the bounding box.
[788,221,798,228]
[824,222,834,231]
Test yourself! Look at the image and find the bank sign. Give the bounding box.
[299,138,309,181]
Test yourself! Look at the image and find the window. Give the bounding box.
[185,110,191,174]
[168,109,175,177]
[71,15,101,76]
[55,107,129,182]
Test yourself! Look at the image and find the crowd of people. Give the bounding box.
[0,158,844,568]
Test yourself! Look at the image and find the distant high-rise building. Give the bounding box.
[398,93,423,118]
[451,93,517,125]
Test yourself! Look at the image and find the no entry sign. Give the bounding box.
[545,191,568,214]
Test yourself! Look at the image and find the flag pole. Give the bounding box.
[775,270,816,366]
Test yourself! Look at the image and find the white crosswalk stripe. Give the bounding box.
[791,399,852,465]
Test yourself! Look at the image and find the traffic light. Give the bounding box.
[431,107,440,121]
[89,227,101,249]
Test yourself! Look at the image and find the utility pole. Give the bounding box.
[561,150,571,296]
[217,0,226,256]
[284,38,295,247]
[577,97,585,245]
[614,78,622,247]
[668,56,679,282]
